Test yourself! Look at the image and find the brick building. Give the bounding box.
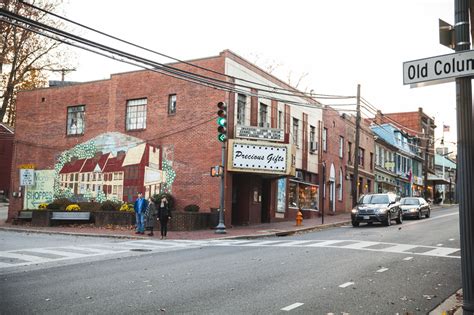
[320,107,347,214]
[344,115,375,209]
[9,50,323,227]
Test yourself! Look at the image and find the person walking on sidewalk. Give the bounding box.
[144,197,158,236]
[134,192,148,235]
[157,197,171,239]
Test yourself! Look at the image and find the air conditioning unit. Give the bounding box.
[295,170,303,180]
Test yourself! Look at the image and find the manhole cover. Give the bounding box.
[130,249,152,252]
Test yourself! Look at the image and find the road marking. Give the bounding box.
[384,244,418,253]
[281,302,304,311]
[339,282,354,288]
[436,243,443,247]
[449,238,455,241]
[403,257,414,261]
[421,247,460,257]
[307,240,345,247]
[341,241,379,249]
[376,267,389,273]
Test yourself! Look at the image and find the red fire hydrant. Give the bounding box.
[296,209,303,226]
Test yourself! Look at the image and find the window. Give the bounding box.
[310,126,316,152]
[348,141,352,163]
[358,147,365,167]
[259,103,268,127]
[67,105,85,135]
[126,98,147,130]
[339,136,344,158]
[292,118,299,146]
[168,94,176,115]
[370,152,374,170]
[322,128,328,152]
[237,94,246,125]
[288,180,318,209]
[278,111,283,129]
[338,168,343,201]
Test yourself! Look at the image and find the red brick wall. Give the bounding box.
[321,107,347,213]
[9,56,228,220]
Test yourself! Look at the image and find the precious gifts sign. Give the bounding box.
[227,139,295,176]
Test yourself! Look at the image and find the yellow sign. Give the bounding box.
[18,164,36,169]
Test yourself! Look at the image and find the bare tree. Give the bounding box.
[0,0,73,126]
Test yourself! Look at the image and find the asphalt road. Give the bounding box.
[0,206,461,314]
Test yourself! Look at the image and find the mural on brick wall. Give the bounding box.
[24,132,177,209]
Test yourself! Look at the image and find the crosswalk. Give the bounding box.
[0,238,460,271]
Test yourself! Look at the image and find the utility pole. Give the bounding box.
[455,1,474,313]
[351,84,361,208]
[423,137,429,200]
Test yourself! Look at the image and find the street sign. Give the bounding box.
[403,50,474,86]
[20,169,35,186]
[439,19,455,50]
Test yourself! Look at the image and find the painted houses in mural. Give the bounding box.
[8,50,324,226]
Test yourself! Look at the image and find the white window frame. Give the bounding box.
[126,98,147,130]
[67,105,85,135]
[237,94,246,125]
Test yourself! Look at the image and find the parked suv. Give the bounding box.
[351,193,403,227]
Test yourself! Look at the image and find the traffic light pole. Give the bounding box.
[215,141,227,234]
[454,1,474,313]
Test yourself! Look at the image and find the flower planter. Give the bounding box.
[93,211,135,226]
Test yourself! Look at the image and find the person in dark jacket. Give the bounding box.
[144,197,158,236]
[157,197,171,239]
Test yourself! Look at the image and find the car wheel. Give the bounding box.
[417,210,422,220]
[384,214,391,226]
[352,221,360,227]
[425,209,431,218]
[396,210,403,224]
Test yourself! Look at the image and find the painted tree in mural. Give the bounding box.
[0,0,74,126]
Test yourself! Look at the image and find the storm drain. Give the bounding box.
[130,249,152,252]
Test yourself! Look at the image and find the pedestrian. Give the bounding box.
[144,197,157,236]
[134,192,148,235]
[157,196,171,239]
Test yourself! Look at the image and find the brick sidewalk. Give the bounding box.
[0,212,352,240]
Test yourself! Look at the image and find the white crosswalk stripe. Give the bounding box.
[0,238,460,271]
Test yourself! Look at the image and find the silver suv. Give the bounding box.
[351,193,403,227]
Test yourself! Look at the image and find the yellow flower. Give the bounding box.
[65,204,80,212]
[38,203,48,209]
[119,203,134,212]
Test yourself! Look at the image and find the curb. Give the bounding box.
[0,220,352,241]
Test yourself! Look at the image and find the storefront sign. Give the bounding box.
[227,140,296,176]
[18,163,36,169]
[24,170,55,209]
[235,125,285,142]
[413,176,424,186]
[276,178,286,213]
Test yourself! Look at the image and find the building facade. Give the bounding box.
[8,50,324,226]
[0,123,14,199]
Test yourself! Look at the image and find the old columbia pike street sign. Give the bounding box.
[403,50,474,85]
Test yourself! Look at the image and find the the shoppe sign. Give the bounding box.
[227,140,295,175]
[235,125,285,142]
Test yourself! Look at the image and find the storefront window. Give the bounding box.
[288,180,319,210]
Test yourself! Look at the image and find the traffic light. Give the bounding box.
[217,101,227,142]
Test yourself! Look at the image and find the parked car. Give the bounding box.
[399,197,431,219]
[351,193,402,227]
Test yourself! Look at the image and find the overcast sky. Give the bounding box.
[57,0,457,152]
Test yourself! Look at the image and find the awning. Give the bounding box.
[427,176,451,185]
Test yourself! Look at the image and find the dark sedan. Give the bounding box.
[400,197,431,219]
[351,193,403,227]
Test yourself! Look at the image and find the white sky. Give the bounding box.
[57,0,457,153]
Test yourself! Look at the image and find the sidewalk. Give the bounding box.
[0,210,352,240]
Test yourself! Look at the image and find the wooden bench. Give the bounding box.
[51,212,91,221]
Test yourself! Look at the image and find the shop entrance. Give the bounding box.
[231,174,271,225]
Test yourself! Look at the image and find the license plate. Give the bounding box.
[363,216,370,220]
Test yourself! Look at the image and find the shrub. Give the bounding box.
[184,204,200,212]
[48,198,72,211]
[119,203,134,212]
[152,193,175,210]
[38,203,48,210]
[77,201,102,212]
[65,204,80,212]
[100,200,121,211]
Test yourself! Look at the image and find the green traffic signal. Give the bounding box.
[218,133,227,142]
[217,101,227,142]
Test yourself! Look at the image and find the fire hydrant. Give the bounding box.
[296,210,303,226]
